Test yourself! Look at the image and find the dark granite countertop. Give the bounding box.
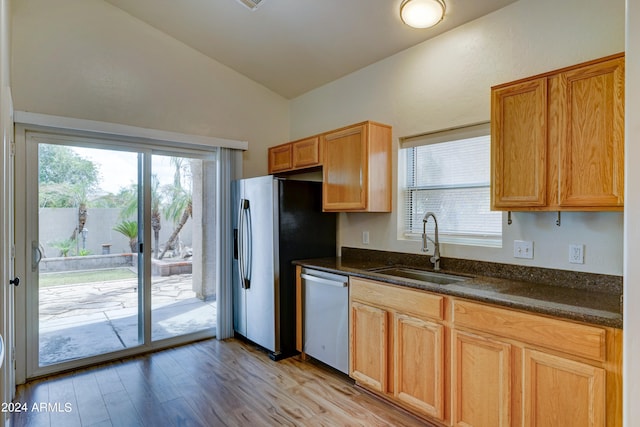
[294,248,623,329]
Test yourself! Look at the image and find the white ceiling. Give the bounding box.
[104,0,518,99]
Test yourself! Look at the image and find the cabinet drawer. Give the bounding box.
[350,277,444,321]
[453,299,606,361]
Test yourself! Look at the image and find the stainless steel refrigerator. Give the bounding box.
[232,176,336,360]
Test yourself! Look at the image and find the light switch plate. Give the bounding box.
[514,240,534,259]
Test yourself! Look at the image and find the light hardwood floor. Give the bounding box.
[11,338,434,426]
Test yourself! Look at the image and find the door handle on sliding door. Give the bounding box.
[31,241,42,272]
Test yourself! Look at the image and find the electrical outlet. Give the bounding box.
[362,231,370,245]
[569,244,584,264]
[513,240,534,259]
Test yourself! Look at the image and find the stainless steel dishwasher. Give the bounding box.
[301,267,349,374]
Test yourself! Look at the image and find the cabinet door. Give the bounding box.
[451,330,511,427]
[523,349,605,427]
[394,314,444,421]
[491,78,548,209]
[323,125,367,211]
[350,301,387,392]
[268,144,292,173]
[292,137,320,169]
[556,57,624,208]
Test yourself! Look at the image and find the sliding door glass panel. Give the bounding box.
[150,154,215,341]
[37,143,143,366]
[25,134,217,378]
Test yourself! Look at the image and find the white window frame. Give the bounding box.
[399,122,502,248]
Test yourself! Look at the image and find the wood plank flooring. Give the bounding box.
[11,338,434,426]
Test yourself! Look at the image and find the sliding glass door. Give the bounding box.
[150,154,216,341]
[22,133,216,377]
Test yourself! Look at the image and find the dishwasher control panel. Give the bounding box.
[301,268,349,374]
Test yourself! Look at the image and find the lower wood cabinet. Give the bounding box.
[523,349,605,427]
[348,277,622,427]
[350,277,446,422]
[395,313,444,420]
[452,299,620,427]
[350,301,387,392]
[451,330,512,427]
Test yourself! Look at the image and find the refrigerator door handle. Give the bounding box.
[238,198,251,289]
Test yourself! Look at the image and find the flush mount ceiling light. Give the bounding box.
[400,0,446,29]
[235,0,264,10]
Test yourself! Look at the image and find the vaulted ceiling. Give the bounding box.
[105,0,518,99]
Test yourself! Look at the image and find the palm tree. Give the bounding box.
[113,220,138,253]
[158,185,192,260]
[50,238,76,257]
[118,176,163,258]
[157,157,193,260]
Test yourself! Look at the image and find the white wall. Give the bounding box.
[624,0,640,423]
[11,0,290,177]
[289,0,626,276]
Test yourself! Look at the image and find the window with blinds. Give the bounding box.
[401,123,502,247]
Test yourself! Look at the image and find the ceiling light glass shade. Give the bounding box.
[400,0,445,29]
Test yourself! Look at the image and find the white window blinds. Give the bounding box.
[401,123,502,246]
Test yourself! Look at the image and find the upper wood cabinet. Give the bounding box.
[268,136,321,174]
[554,58,625,208]
[267,121,392,212]
[491,78,548,209]
[322,121,392,212]
[491,53,624,211]
[268,144,292,173]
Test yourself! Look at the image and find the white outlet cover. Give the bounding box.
[569,244,585,264]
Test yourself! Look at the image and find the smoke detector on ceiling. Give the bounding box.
[235,0,264,10]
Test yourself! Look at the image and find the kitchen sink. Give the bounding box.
[370,267,469,285]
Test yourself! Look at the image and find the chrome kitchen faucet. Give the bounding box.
[422,212,441,271]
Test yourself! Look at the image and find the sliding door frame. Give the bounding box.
[14,124,217,381]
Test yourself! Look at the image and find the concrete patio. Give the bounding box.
[39,273,216,365]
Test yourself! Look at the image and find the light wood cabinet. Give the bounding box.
[266,121,392,212]
[554,58,624,208]
[347,277,622,427]
[268,136,321,174]
[349,277,446,421]
[523,349,605,427]
[292,136,321,169]
[395,313,444,420]
[491,78,548,209]
[268,143,292,173]
[452,299,621,427]
[322,121,392,212]
[491,53,624,211]
[350,300,388,392]
[451,330,512,427]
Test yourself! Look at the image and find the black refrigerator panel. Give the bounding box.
[277,179,337,358]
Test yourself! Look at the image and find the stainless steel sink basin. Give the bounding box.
[370,267,469,285]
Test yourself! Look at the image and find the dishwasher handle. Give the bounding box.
[301,273,347,288]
